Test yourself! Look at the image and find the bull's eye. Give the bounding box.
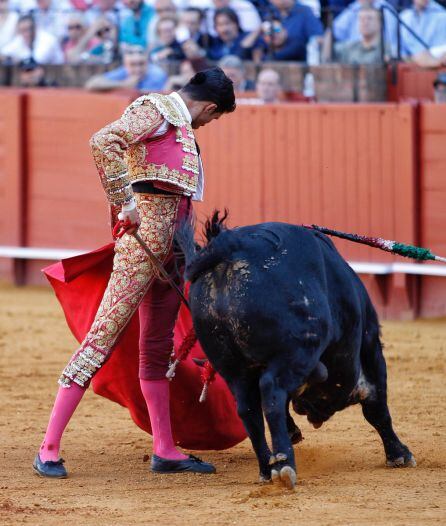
[217,334,225,343]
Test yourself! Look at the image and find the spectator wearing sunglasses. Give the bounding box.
[85,46,167,90]
[263,0,323,61]
[62,12,93,63]
[64,15,118,63]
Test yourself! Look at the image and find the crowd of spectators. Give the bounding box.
[0,0,445,91]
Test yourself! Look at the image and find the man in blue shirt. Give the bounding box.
[264,0,323,61]
[85,48,167,91]
[400,0,446,57]
[119,0,155,48]
[333,0,398,54]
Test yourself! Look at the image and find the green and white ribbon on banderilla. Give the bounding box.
[304,225,446,263]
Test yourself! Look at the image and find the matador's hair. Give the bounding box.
[181,67,236,114]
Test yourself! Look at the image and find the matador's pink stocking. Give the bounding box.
[39,383,86,462]
[140,378,188,460]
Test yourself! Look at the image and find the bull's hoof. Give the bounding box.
[272,466,296,490]
[386,453,416,468]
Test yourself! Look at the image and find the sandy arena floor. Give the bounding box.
[0,285,445,525]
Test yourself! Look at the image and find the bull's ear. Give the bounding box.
[192,358,207,368]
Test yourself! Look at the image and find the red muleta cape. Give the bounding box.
[44,243,246,450]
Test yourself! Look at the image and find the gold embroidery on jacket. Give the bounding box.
[90,100,164,206]
[182,154,200,175]
[184,122,195,139]
[175,128,197,154]
[129,163,197,195]
[126,93,186,127]
[59,194,181,388]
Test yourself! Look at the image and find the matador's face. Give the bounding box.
[191,106,222,129]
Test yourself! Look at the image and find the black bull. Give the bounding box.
[176,215,416,489]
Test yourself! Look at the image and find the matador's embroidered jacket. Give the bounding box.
[90,93,200,207]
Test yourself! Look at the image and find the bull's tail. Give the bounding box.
[306,224,446,263]
[175,210,239,283]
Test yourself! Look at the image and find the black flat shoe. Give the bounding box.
[150,454,216,474]
[33,454,68,479]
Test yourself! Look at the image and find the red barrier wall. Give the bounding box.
[387,63,446,102]
[0,90,24,281]
[23,89,133,283]
[1,88,445,318]
[26,89,132,249]
[196,104,417,256]
[419,103,446,317]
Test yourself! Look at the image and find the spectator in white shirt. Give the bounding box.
[400,0,446,58]
[206,0,261,37]
[411,43,446,68]
[26,0,73,40]
[0,0,19,52]
[1,14,64,64]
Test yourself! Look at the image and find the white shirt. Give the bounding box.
[430,43,446,58]
[0,12,19,52]
[169,92,204,202]
[1,29,64,64]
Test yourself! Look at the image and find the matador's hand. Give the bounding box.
[117,200,141,235]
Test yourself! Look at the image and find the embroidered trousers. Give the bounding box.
[59,193,190,388]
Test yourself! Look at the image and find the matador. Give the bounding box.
[34,67,236,478]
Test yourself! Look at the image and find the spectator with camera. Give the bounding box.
[256,0,323,61]
[207,7,261,61]
[85,46,167,90]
